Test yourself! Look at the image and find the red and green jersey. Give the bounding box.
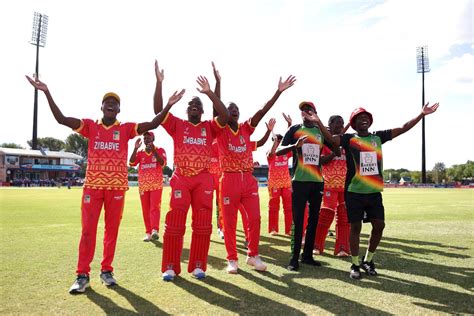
[281,124,325,182]
[161,113,224,177]
[321,145,346,192]
[75,119,138,190]
[129,146,166,193]
[216,120,257,172]
[267,152,292,189]
[341,130,392,193]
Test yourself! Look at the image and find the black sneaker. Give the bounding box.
[100,271,117,286]
[349,264,361,279]
[287,258,299,271]
[361,260,377,276]
[300,256,322,267]
[69,274,90,294]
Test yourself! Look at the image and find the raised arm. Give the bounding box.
[301,111,341,146]
[276,135,308,156]
[212,62,221,118]
[282,112,292,128]
[25,76,81,130]
[153,60,165,115]
[138,89,185,134]
[196,76,229,126]
[256,118,275,148]
[391,102,439,139]
[129,138,142,164]
[149,144,165,166]
[250,75,296,127]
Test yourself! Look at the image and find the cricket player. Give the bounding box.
[129,131,167,242]
[217,75,296,274]
[26,74,184,294]
[153,61,229,281]
[302,102,439,279]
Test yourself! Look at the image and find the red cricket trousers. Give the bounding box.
[314,190,350,255]
[268,186,292,234]
[161,172,213,274]
[139,189,163,234]
[220,172,260,261]
[76,188,125,275]
[212,173,225,231]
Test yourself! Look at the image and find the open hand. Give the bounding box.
[168,89,185,107]
[155,60,164,82]
[295,135,308,148]
[266,118,276,132]
[278,75,297,92]
[282,112,292,126]
[196,76,211,94]
[134,138,142,149]
[212,62,221,82]
[25,75,48,92]
[422,102,440,116]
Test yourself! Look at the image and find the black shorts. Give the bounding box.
[344,191,385,223]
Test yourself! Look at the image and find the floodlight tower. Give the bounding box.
[416,45,430,183]
[29,12,49,150]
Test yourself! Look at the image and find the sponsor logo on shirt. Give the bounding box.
[201,128,207,137]
[94,141,120,151]
[275,161,288,167]
[174,190,182,199]
[183,136,207,145]
[113,131,120,140]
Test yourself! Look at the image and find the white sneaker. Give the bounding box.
[162,269,176,281]
[336,250,350,257]
[151,229,159,240]
[217,228,224,240]
[226,260,239,274]
[192,268,206,280]
[246,255,267,271]
[269,231,278,236]
[143,234,152,242]
[313,249,321,255]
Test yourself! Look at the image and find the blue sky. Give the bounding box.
[0,0,472,170]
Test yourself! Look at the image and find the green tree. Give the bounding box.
[64,133,88,159]
[432,162,446,184]
[27,137,65,151]
[411,170,421,183]
[0,143,24,149]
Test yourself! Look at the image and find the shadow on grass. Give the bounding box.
[175,276,306,315]
[256,230,474,314]
[85,286,169,315]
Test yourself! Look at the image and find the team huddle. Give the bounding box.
[25,61,439,294]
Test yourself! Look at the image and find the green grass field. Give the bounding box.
[0,187,473,315]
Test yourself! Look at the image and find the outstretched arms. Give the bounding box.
[282,112,292,128]
[390,102,439,139]
[301,111,341,146]
[250,75,296,128]
[153,60,165,115]
[138,89,185,134]
[25,76,81,130]
[196,76,229,126]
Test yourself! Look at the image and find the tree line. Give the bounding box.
[1,137,472,184]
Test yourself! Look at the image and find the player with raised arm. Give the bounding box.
[153,61,229,281]
[26,74,184,294]
[302,102,439,279]
[129,132,167,242]
[216,73,296,274]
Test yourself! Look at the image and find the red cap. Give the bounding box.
[143,131,155,139]
[299,101,316,113]
[350,107,373,130]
